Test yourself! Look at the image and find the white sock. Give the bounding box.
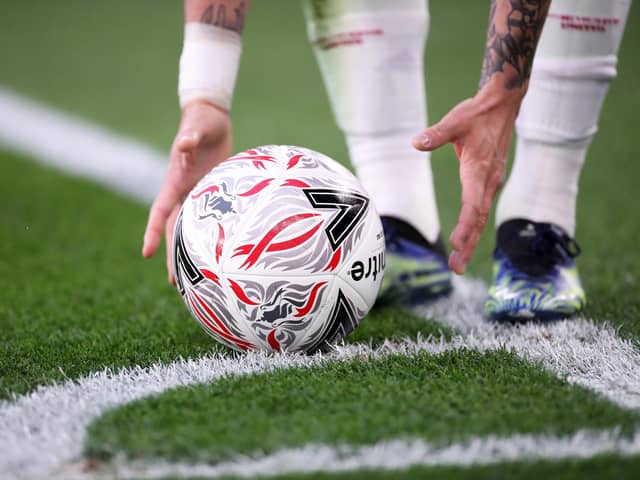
[347,132,439,243]
[500,138,585,235]
[497,0,631,236]
[303,0,441,244]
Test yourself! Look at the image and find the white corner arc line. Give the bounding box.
[417,276,640,411]
[0,87,639,479]
[0,334,638,480]
[1,339,459,479]
[65,430,640,479]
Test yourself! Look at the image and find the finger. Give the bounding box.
[450,175,487,252]
[412,105,469,152]
[449,227,482,275]
[142,182,181,259]
[450,173,502,274]
[448,251,464,275]
[176,131,202,154]
[449,150,505,274]
[176,131,202,169]
[449,173,499,275]
[448,170,489,274]
[165,205,181,285]
[413,122,458,152]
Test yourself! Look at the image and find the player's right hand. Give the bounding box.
[142,100,232,284]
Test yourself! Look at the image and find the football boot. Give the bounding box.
[485,218,586,321]
[377,216,452,305]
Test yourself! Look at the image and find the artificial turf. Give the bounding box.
[0,150,217,398]
[212,455,640,480]
[1,0,638,338]
[0,152,444,399]
[86,349,638,463]
[0,1,639,478]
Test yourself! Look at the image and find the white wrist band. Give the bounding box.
[178,23,242,111]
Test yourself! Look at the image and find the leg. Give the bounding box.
[487,0,631,320]
[303,0,451,304]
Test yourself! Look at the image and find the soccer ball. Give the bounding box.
[172,145,385,353]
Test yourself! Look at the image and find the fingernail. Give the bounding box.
[448,252,465,275]
[448,252,456,268]
[413,135,430,149]
[179,133,197,145]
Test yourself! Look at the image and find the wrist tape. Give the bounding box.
[178,23,242,111]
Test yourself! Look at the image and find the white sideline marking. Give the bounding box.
[0,87,165,203]
[0,87,639,479]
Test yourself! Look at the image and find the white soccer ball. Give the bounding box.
[172,145,385,353]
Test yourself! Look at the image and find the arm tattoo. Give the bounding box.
[479,0,551,90]
[200,1,247,34]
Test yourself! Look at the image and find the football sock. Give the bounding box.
[381,215,447,256]
[347,133,440,244]
[496,0,631,236]
[303,0,441,244]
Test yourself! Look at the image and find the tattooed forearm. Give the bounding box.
[200,1,247,34]
[479,0,551,90]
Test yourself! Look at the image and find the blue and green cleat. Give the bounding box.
[485,219,586,321]
[377,216,452,306]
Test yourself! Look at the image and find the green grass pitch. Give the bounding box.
[1,0,639,478]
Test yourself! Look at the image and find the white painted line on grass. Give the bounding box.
[0,87,165,203]
[0,87,639,479]
[1,338,458,480]
[0,327,636,480]
[418,276,640,411]
[1,287,638,479]
[64,429,640,479]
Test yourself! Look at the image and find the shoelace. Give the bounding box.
[505,224,581,277]
[530,225,581,259]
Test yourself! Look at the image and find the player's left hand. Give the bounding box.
[142,100,232,284]
[412,90,520,275]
